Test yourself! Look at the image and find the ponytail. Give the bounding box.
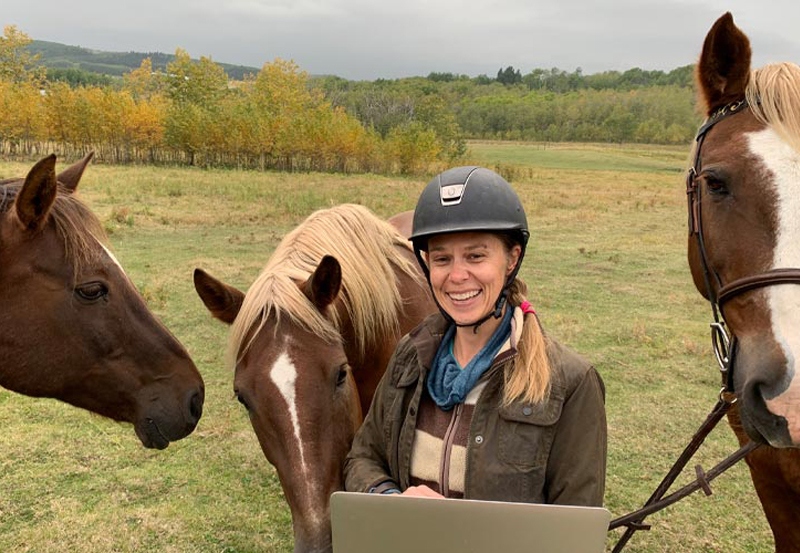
[503,278,551,405]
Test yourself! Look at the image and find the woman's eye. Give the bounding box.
[75,282,109,302]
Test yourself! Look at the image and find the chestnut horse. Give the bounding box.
[0,154,204,449]
[690,14,800,551]
[194,204,434,552]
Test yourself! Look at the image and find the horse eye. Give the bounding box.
[336,364,349,388]
[704,174,728,194]
[75,281,109,302]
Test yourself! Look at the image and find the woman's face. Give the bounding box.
[426,232,521,325]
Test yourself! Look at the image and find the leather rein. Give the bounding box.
[609,98,795,550]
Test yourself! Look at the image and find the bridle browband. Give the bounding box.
[687,98,800,390]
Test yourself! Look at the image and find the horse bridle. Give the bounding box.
[687,97,800,392]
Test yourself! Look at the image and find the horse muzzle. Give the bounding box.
[134,385,205,449]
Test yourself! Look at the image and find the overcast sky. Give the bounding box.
[5,0,800,80]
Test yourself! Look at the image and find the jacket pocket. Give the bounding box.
[497,392,564,468]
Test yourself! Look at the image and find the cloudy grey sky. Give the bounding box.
[5,0,800,80]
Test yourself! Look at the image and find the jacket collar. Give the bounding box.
[399,307,526,388]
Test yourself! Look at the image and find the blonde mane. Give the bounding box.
[228,204,419,365]
[746,62,800,153]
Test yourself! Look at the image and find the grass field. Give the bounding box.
[0,142,774,552]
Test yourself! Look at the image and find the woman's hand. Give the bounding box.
[400,485,445,499]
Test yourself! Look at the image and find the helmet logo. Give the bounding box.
[440,184,465,206]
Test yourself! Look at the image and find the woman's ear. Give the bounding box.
[507,244,522,274]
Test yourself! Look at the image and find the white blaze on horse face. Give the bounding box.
[98,240,129,277]
[748,128,800,443]
[270,349,307,471]
[269,346,326,528]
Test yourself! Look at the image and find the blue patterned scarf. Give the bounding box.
[427,307,514,410]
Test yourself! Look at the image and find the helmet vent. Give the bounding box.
[440,184,465,205]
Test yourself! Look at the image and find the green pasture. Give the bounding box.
[466,140,689,174]
[0,143,773,552]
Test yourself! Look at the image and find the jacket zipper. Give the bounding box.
[439,402,463,497]
[434,346,520,497]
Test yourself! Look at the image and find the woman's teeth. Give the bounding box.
[449,290,480,301]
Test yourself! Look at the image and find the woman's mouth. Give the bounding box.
[447,289,481,302]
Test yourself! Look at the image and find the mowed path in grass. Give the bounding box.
[0,143,773,552]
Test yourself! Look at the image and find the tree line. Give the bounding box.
[313,64,701,145]
[2,25,705,176]
[1,26,453,174]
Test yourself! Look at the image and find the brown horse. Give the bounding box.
[690,14,800,551]
[0,154,204,449]
[194,204,434,553]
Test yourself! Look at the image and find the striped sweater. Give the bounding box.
[408,306,525,497]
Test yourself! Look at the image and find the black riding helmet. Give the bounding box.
[411,166,529,328]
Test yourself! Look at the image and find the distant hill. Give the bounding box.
[27,40,261,80]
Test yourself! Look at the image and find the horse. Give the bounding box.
[194,204,435,553]
[689,13,800,551]
[0,154,204,449]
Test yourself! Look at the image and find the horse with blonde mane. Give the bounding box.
[689,13,800,551]
[194,204,435,552]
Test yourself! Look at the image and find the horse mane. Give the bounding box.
[228,203,419,365]
[0,181,107,273]
[746,62,800,153]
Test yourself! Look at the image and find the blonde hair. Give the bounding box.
[228,204,418,365]
[746,63,800,153]
[502,276,551,405]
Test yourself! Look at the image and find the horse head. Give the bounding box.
[0,154,204,449]
[195,256,362,553]
[691,13,800,448]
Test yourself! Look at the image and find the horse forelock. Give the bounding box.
[228,204,420,367]
[0,182,108,275]
[746,63,800,155]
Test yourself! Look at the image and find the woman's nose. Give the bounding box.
[449,260,469,282]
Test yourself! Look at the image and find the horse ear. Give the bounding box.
[304,255,342,311]
[14,154,58,232]
[193,268,245,325]
[57,152,94,193]
[696,12,752,115]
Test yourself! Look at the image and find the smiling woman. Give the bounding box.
[345,166,607,506]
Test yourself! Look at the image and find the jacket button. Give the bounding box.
[409,407,416,416]
[522,406,532,416]
[475,435,484,444]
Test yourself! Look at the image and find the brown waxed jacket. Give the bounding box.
[343,312,607,506]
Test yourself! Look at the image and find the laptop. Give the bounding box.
[331,491,610,553]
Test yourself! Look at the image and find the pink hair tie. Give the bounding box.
[520,301,537,315]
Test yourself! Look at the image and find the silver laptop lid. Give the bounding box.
[331,492,610,553]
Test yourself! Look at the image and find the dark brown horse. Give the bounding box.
[690,14,800,551]
[0,154,204,449]
[194,204,434,552]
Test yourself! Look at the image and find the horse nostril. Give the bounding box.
[188,390,204,424]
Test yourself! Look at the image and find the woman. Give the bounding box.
[344,166,606,506]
